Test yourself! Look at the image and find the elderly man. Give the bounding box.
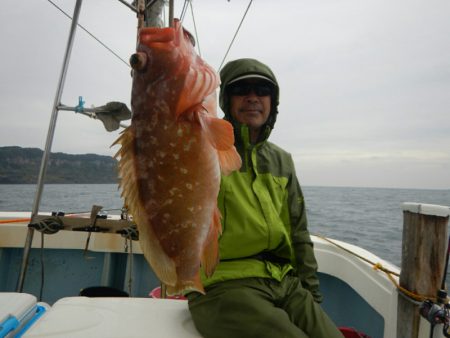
[187,58,343,338]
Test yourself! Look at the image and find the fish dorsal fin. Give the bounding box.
[197,112,242,175]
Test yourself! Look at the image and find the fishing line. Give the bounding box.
[45,0,130,68]
[218,0,254,71]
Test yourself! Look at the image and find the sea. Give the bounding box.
[1,184,450,268]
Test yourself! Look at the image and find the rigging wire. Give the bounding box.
[218,0,253,71]
[189,0,201,57]
[179,0,190,23]
[176,0,201,56]
[117,0,137,13]
[46,0,130,68]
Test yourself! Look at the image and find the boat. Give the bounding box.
[1,1,450,337]
[2,204,449,338]
[1,211,400,338]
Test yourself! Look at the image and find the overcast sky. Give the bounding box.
[1,0,449,189]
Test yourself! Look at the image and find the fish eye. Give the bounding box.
[130,52,148,72]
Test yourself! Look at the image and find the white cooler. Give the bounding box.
[0,293,47,338]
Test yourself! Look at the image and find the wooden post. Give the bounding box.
[397,203,450,338]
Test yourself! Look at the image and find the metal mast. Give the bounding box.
[137,0,172,298]
[16,0,84,292]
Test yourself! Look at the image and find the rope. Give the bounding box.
[314,234,443,304]
[30,217,64,235]
[0,218,31,224]
[39,232,45,302]
[119,225,139,241]
[120,204,135,295]
[126,236,134,295]
[314,234,399,276]
[375,263,439,303]
[122,224,137,296]
[0,208,122,225]
[218,0,254,71]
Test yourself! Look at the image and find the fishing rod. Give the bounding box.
[419,234,450,337]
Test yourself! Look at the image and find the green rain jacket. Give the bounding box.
[202,58,322,302]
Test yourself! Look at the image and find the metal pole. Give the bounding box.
[168,0,174,26]
[16,0,83,292]
[144,0,165,28]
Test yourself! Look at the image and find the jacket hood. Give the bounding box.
[219,58,280,143]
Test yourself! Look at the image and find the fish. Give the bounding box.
[113,19,241,295]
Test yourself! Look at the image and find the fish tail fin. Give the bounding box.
[201,207,222,278]
[197,112,242,175]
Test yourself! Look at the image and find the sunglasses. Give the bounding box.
[227,82,273,97]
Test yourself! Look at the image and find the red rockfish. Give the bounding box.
[114,19,241,295]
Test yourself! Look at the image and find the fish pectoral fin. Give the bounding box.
[197,112,234,151]
[197,112,242,175]
[218,147,242,176]
[201,207,222,277]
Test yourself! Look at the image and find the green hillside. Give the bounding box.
[0,146,118,184]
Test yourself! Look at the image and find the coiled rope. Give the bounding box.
[30,217,64,234]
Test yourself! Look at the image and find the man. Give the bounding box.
[187,58,343,338]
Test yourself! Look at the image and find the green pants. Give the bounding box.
[187,276,343,338]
